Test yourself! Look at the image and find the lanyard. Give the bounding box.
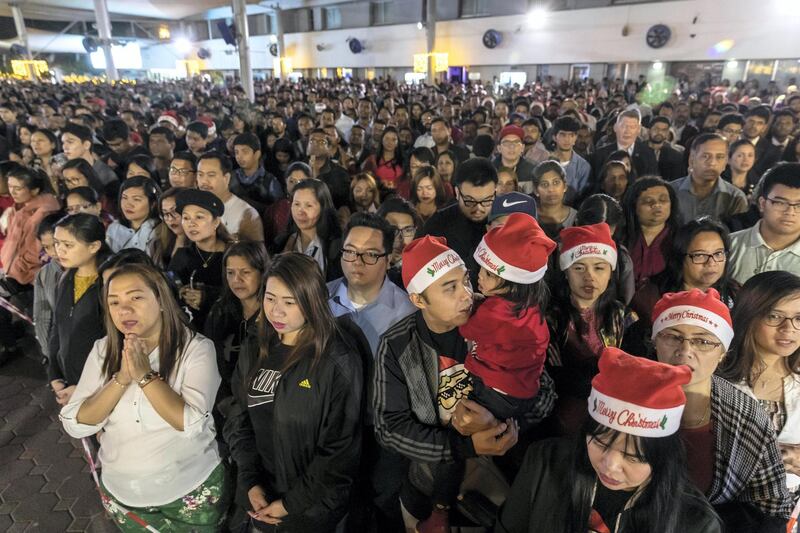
[81,437,160,532]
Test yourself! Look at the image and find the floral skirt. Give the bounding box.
[101,462,228,532]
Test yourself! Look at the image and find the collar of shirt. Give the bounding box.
[330,275,395,313]
[680,175,725,196]
[617,142,635,156]
[235,165,265,186]
[772,136,790,148]
[748,220,800,254]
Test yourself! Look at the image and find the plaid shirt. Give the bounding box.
[709,375,792,519]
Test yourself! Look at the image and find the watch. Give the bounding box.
[137,370,161,388]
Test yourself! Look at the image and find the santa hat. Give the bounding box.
[651,288,734,350]
[198,116,217,136]
[402,236,465,295]
[157,111,181,129]
[474,213,555,284]
[559,223,617,271]
[499,124,525,142]
[588,347,691,437]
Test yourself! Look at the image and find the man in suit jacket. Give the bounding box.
[592,109,659,178]
[648,116,687,181]
[753,109,797,176]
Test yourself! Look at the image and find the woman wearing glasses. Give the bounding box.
[631,217,739,327]
[719,271,800,495]
[167,151,197,189]
[149,187,187,269]
[651,289,792,532]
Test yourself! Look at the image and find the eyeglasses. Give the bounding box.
[340,248,388,265]
[161,210,180,220]
[685,251,727,264]
[764,312,800,330]
[500,140,523,148]
[766,197,800,214]
[656,332,723,353]
[309,138,328,145]
[169,166,195,176]
[459,192,495,208]
[393,225,417,239]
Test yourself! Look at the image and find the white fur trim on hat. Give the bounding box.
[588,388,684,437]
[406,249,465,295]
[473,241,547,284]
[651,304,734,349]
[559,243,617,271]
[158,115,180,128]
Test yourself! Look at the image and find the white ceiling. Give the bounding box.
[0,1,237,21]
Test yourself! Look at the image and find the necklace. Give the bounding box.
[686,402,710,427]
[196,246,214,268]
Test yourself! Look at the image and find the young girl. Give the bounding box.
[547,222,635,435]
[533,161,576,240]
[106,176,161,253]
[416,213,557,533]
[49,214,112,406]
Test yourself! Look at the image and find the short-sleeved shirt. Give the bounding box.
[670,175,748,222]
[728,221,800,284]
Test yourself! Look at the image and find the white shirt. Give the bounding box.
[294,233,325,273]
[222,194,259,237]
[106,218,158,253]
[60,332,221,507]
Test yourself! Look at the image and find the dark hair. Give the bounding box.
[434,149,458,174]
[728,138,755,158]
[532,160,566,186]
[649,116,671,128]
[31,128,59,152]
[760,162,800,197]
[285,161,312,180]
[566,417,701,533]
[118,176,161,227]
[621,176,682,249]
[655,217,735,302]
[233,132,261,152]
[172,151,197,170]
[7,165,54,195]
[454,157,497,187]
[125,154,157,181]
[54,213,112,268]
[576,194,624,232]
[198,150,232,174]
[254,253,339,374]
[149,126,176,144]
[283,179,341,253]
[410,166,448,208]
[378,126,403,165]
[719,271,800,386]
[717,113,744,130]
[186,120,209,138]
[102,118,129,142]
[217,240,270,313]
[344,211,395,256]
[745,104,772,122]
[691,132,727,153]
[150,186,186,268]
[62,158,104,191]
[66,185,100,206]
[61,122,93,144]
[377,196,422,229]
[552,115,581,134]
[37,211,66,238]
[102,263,192,381]
[98,247,155,281]
[598,159,633,194]
[405,146,435,177]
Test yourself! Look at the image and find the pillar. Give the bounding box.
[9,3,32,60]
[232,0,254,101]
[425,0,436,85]
[93,0,118,81]
[274,7,286,81]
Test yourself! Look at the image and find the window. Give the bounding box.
[324,7,342,30]
[460,0,491,18]
[371,0,421,26]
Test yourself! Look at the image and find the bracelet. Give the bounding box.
[111,373,128,388]
[138,370,162,389]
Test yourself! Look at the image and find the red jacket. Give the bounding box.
[460,297,549,399]
[0,193,60,285]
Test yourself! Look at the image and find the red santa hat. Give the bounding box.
[651,288,734,350]
[558,223,618,271]
[589,347,691,437]
[499,124,525,142]
[198,115,217,136]
[474,213,555,284]
[402,236,465,295]
[157,111,181,129]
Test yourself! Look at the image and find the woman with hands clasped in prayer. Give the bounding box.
[60,263,227,532]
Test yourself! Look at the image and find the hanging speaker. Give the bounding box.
[197,48,211,59]
[347,38,363,54]
[217,21,237,46]
[482,29,502,49]
[82,37,98,53]
[269,43,278,57]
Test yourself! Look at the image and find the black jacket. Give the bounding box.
[592,139,658,178]
[224,327,364,532]
[47,270,105,385]
[655,143,687,182]
[494,438,722,533]
[420,203,486,287]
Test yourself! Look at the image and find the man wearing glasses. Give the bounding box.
[421,158,498,286]
[729,163,800,284]
[492,125,535,194]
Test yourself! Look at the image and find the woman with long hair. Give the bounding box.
[410,166,449,224]
[64,186,114,227]
[48,214,112,406]
[363,126,405,191]
[496,347,721,533]
[264,162,311,245]
[349,172,381,214]
[722,139,759,196]
[533,161,577,240]
[224,253,362,532]
[60,263,227,531]
[106,176,161,253]
[622,176,683,286]
[125,154,158,181]
[276,179,342,281]
[631,217,740,326]
[205,241,270,407]
[546,223,635,435]
[167,189,232,329]
[30,128,59,189]
[597,159,632,204]
[651,289,792,531]
[149,187,187,269]
[435,149,457,185]
[718,271,800,487]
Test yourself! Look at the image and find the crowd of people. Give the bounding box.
[0,72,800,532]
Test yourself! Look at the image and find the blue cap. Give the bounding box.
[489,192,537,222]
